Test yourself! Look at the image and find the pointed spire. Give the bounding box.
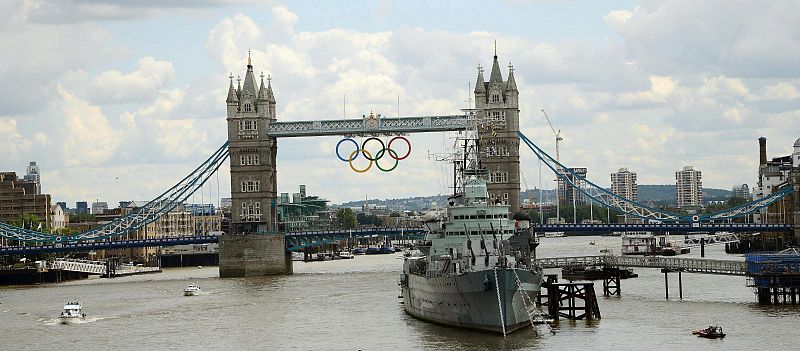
[489,52,503,85]
[266,74,275,103]
[474,63,486,94]
[506,62,517,92]
[236,74,242,95]
[241,56,258,98]
[226,73,238,103]
[258,71,267,99]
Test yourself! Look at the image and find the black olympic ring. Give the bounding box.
[361,137,385,161]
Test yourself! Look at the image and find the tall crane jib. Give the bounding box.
[540,109,563,163]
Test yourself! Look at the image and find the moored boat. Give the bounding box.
[399,123,544,335]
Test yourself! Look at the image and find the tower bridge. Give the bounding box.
[1,52,798,278]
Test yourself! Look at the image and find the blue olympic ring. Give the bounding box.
[336,138,360,162]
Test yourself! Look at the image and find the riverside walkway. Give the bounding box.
[535,255,746,276]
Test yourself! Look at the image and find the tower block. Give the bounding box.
[219,55,292,277]
[475,53,521,214]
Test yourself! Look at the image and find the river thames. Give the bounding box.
[1,235,798,350]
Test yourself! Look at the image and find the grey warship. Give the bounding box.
[399,126,544,335]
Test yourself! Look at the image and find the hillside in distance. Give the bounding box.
[335,185,733,210]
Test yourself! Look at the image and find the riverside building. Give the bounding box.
[675,166,703,210]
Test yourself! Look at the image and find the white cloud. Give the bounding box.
[617,76,677,106]
[88,57,175,104]
[55,85,122,166]
[0,117,32,163]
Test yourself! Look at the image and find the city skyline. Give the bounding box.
[1,1,799,206]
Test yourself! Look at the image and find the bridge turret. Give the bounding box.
[220,54,289,277]
[475,50,521,214]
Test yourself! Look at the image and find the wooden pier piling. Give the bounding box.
[543,281,601,320]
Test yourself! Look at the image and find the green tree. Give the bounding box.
[357,213,383,226]
[335,208,358,229]
[11,213,45,231]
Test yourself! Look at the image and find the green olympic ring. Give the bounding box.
[374,148,399,172]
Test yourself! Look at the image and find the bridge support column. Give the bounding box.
[219,234,293,277]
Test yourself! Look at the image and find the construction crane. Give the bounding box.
[540,109,563,163]
[541,109,564,224]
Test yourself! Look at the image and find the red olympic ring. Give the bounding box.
[388,136,411,160]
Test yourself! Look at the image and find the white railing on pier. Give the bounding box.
[606,256,746,275]
[49,258,107,275]
[535,255,747,276]
[535,256,607,269]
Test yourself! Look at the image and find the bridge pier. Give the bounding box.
[219,234,293,277]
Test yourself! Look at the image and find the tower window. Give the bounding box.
[491,94,500,103]
[244,103,252,112]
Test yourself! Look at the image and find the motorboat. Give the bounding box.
[184,284,202,296]
[693,325,725,339]
[59,302,85,324]
[338,251,354,259]
[543,232,566,238]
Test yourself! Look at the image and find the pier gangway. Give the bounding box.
[49,258,161,276]
[535,255,746,276]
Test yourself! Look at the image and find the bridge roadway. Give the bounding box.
[533,223,793,233]
[0,227,426,255]
[535,255,746,276]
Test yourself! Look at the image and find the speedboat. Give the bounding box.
[184,284,202,296]
[693,325,725,339]
[59,302,85,324]
[338,251,354,259]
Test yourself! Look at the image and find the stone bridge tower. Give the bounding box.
[475,52,521,214]
[219,54,292,277]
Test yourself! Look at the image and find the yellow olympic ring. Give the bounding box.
[349,149,373,173]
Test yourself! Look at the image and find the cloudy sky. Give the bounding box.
[1,0,799,207]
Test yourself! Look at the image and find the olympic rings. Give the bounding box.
[349,149,373,173]
[375,148,399,172]
[336,136,412,173]
[388,136,411,160]
[361,137,385,161]
[336,138,359,161]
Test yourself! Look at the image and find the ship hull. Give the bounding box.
[402,267,543,334]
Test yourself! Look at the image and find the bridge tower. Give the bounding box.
[475,52,521,214]
[219,54,292,277]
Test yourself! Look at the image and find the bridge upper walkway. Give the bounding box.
[535,255,746,276]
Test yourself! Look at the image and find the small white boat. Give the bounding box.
[59,302,85,324]
[338,251,354,259]
[184,284,202,296]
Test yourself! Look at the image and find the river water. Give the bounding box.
[1,235,798,350]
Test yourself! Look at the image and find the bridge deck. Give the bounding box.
[536,255,746,276]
